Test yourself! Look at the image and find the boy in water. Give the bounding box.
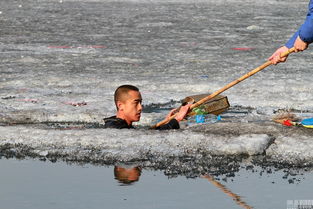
[104,85,191,130]
[269,0,313,64]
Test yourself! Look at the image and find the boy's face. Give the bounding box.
[117,90,142,124]
[114,166,142,184]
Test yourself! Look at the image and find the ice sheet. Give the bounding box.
[0,125,272,160]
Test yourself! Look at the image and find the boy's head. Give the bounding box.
[114,166,142,185]
[114,85,142,125]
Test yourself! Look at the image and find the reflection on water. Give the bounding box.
[202,175,253,209]
[0,158,312,209]
[114,166,142,185]
[114,164,253,208]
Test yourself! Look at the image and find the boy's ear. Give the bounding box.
[117,100,124,111]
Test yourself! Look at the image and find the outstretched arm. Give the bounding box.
[269,0,313,64]
[156,104,192,130]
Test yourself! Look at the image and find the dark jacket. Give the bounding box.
[103,116,180,130]
[103,116,133,129]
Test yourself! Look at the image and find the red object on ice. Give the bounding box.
[231,47,253,51]
[283,120,293,126]
[18,99,38,103]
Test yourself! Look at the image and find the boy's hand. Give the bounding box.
[268,46,289,65]
[294,36,308,52]
[166,104,192,122]
[165,108,177,121]
[174,104,192,122]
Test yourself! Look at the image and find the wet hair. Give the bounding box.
[114,85,139,110]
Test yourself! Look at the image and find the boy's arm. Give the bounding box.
[156,104,191,130]
[156,119,180,130]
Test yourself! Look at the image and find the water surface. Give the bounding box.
[0,158,312,209]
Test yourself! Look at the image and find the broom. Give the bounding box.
[152,47,296,129]
[273,111,313,128]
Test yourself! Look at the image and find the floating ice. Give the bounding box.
[2,120,313,170]
[266,134,313,166]
[0,125,272,161]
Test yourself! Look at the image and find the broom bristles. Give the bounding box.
[272,111,298,125]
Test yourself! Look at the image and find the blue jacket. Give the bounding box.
[286,0,313,48]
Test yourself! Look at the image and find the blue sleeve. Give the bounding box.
[285,0,313,48]
[285,31,299,48]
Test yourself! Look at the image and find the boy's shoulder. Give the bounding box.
[103,116,133,129]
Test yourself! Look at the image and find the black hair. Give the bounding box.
[114,85,139,110]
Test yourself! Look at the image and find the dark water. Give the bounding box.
[0,158,312,209]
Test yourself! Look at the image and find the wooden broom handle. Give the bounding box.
[152,47,295,129]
